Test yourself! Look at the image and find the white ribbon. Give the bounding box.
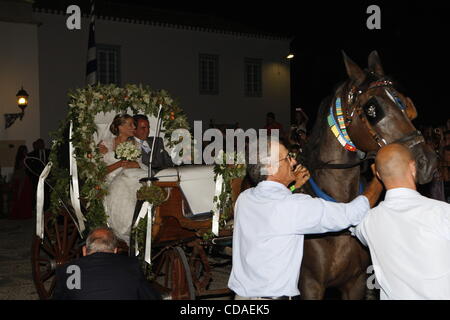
[36,162,52,240]
[134,201,152,265]
[69,121,86,235]
[212,174,224,236]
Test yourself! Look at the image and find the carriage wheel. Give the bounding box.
[31,210,82,300]
[188,241,212,295]
[152,246,196,300]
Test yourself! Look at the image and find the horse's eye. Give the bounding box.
[363,98,384,125]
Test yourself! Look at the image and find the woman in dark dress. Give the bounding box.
[9,145,33,219]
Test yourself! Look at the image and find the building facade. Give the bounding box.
[0,0,292,175]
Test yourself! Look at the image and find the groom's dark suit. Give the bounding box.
[139,136,174,171]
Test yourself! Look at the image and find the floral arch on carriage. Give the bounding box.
[31,83,247,300]
[47,83,189,230]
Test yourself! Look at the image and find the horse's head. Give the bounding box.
[338,51,437,184]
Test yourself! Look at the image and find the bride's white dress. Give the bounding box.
[101,137,148,244]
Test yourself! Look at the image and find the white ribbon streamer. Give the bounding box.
[144,204,152,265]
[36,162,52,240]
[69,121,86,235]
[212,174,224,236]
[134,201,152,265]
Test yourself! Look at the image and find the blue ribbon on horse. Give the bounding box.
[308,177,363,202]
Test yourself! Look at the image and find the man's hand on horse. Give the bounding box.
[294,164,310,189]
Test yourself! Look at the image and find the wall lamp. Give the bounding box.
[4,86,29,129]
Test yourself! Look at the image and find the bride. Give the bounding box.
[99,114,148,244]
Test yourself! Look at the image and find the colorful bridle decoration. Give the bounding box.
[327,97,357,152]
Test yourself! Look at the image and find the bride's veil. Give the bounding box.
[93,111,119,150]
[93,109,174,155]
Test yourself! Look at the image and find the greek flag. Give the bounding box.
[86,0,97,85]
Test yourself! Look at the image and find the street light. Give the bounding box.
[287,53,295,59]
[4,86,29,129]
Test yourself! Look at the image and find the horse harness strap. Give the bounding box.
[391,130,425,149]
[329,78,414,154]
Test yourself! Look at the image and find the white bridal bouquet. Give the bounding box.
[115,141,142,161]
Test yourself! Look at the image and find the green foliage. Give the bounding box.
[212,151,246,236]
[48,84,189,231]
[136,184,167,206]
[132,215,154,280]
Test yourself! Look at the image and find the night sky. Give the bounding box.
[134,0,449,127]
[36,0,450,127]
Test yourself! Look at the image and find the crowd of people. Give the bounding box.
[9,138,50,220]
[418,120,450,203]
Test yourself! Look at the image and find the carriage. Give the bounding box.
[30,84,244,300]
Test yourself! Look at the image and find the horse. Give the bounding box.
[297,51,438,300]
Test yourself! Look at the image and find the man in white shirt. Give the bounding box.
[228,140,383,300]
[355,143,450,300]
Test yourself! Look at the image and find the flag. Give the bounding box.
[86,0,97,85]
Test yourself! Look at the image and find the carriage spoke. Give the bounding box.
[65,226,80,258]
[49,277,57,295]
[40,270,54,283]
[54,221,62,254]
[62,214,68,255]
[164,255,170,288]
[37,257,51,265]
[41,241,56,258]
[43,227,56,256]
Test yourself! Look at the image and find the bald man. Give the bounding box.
[53,227,161,300]
[355,143,450,300]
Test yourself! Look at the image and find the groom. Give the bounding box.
[132,114,174,174]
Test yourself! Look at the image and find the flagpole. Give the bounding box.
[139,104,163,183]
[86,0,97,86]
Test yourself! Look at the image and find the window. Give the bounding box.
[97,44,121,85]
[199,54,219,95]
[244,58,262,97]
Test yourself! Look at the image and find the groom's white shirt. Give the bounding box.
[134,137,151,153]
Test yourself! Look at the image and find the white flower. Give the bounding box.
[115,141,141,161]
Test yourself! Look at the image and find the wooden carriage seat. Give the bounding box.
[152,166,217,243]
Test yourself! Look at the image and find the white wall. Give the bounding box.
[34,11,291,143]
[0,20,40,151]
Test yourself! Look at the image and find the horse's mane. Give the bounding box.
[299,96,331,173]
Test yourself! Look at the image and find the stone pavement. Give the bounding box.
[0,218,39,300]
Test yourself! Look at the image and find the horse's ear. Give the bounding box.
[342,51,365,85]
[368,51,385,76]
[405,96,418,120]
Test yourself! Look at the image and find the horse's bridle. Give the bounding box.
[322,75,425,169]
[338,76,424,152]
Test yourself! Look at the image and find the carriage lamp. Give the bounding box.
[4,86,29,129]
